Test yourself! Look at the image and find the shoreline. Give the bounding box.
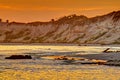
[0,43,120,46]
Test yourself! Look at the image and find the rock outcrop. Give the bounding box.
[5,55,32,59]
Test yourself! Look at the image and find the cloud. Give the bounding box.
[0,5,21,10]
[0,5,11,9]
[0,4,104,12]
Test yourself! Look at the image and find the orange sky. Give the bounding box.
[0,0,120,22]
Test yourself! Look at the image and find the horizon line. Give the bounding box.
[0,10,119,23]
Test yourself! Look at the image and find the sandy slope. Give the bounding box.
[0,11,120,44]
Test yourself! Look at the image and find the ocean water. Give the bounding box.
[0,44,120,80]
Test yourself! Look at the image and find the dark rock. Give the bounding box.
[81,60,107,65]
[103,48,120,53]
[81,62,97,64]
[103,48,110,53]
[5,55,32,59]
[105,62,120,66]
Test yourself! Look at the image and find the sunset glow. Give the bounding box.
[0,0,120,22]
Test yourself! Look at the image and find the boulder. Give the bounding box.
[5,55,32,59]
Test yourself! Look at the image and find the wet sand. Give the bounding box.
[75,53,120,60]
[1,69,120,80]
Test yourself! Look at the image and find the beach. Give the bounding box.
[0,44,120,80]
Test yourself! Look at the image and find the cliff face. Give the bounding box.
[0,11,120,44]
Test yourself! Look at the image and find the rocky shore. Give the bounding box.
[40,52,120,66]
